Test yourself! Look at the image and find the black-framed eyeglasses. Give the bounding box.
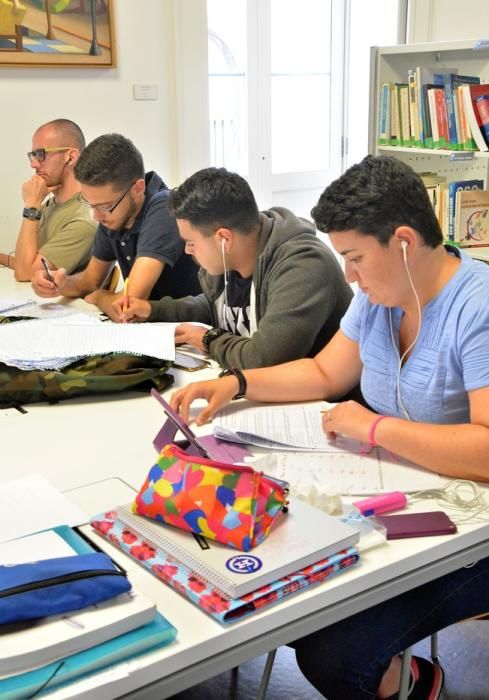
[27,147,71,163]
[78,182,135,214]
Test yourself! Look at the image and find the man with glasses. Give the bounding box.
[32,133,200,319]
[0,119,96,279]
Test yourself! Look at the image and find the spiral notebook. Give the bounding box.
[115,499,359,598]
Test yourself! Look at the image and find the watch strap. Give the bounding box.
[218,367,247,400]
[202,327,227,353]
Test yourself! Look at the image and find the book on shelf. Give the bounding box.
[416,67,444,148]
[442,73,480,150]
[407,69,421,146]
[475,94,489,146]
[389,83,401,146]
[0,612,176,700]
[378,82,391,145]
[460,83,489,152]
[398,83,411,146]
[455,189,489,247]
[448,179,484,241]
[91,507,360,624]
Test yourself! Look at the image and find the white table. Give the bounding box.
[2,271,489,699]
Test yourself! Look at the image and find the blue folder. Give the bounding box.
[0,527,177,699]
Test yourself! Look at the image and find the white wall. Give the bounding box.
[0,0,180,253]
[408,0,489,42]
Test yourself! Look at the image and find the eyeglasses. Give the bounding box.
[27,147,71,163]
[78,181,135,214]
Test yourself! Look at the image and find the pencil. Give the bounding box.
[122,277,129,313]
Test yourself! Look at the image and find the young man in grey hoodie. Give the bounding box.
[113,167,352,370]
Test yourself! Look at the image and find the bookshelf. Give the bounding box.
[369,39,489,262]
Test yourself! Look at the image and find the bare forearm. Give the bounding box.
[0,252,14,269]
[375,419,489,481]
[14,221,39,281]
[243,358,332,403]
[57,272,96,298]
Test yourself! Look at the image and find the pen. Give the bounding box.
[122,277,129,314]
[41,256,55,285]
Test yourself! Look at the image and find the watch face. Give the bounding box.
[203,327,226,352]
[23,207,41,220]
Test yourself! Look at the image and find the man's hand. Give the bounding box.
[31,266,66,297]
[22,175,50,207]
[111,296,152,323]
[85,289,123,321]
[174,324,207,352]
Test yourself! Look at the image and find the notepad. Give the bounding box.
[0,591,157,678]
[117,499,359,598]
[0,298,37,314]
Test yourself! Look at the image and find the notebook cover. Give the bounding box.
[91,510,359,624]
[115,499,359,598]
[0,612,176,700]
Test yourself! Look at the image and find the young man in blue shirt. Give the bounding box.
[31,134,200,318]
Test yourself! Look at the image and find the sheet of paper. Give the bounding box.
[0,298,37,313]
[0,474,88,544]
[0,318,177,370]
[255,450,445,495]
[0,530,75,565]
[213,401,335,450]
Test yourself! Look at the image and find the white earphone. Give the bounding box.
[221,237,229,326]
[388,237,422,420]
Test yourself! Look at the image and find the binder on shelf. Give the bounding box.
[91,508,359,624]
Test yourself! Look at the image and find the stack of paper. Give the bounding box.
[0,298,37,314]
[0,317,177,370]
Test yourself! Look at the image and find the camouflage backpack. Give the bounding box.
[0,316,173,408]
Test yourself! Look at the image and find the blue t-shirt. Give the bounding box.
[340,248,489,424]
[92,171,200,300]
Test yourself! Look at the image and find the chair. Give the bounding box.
[0,0,25,51]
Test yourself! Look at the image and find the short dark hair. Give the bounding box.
[311,155,443,248]
[168,167,260,235]
[40,119,85,150]
[74,133,144,189]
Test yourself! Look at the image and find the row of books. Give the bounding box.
[378,69,489,152]
[421,172,489,246]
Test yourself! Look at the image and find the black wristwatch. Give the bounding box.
[219,368,247,400]
[202,327,227,353]
[23,207,42,220]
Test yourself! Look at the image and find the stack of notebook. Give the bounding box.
[0,526,177,699]
[91,499,360,624]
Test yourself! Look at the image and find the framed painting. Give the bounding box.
[0,0,116,67]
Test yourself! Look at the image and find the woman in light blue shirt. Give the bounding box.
[171,156,489,699]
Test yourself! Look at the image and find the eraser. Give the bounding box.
[352,491,407,517]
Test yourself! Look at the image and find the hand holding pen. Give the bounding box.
[40,256,55,285]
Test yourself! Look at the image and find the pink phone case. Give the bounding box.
[376,511,457,539]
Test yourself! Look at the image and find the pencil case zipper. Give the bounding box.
[0,568,126,598]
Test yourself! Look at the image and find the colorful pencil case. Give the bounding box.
[132,443,289,552]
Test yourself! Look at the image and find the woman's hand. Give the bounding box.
[322,400,378,444]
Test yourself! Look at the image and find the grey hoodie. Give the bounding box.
[148,207,352,369]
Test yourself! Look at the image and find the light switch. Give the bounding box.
[133,84,159,101]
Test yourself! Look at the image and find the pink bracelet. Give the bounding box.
[368,415,389,447]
